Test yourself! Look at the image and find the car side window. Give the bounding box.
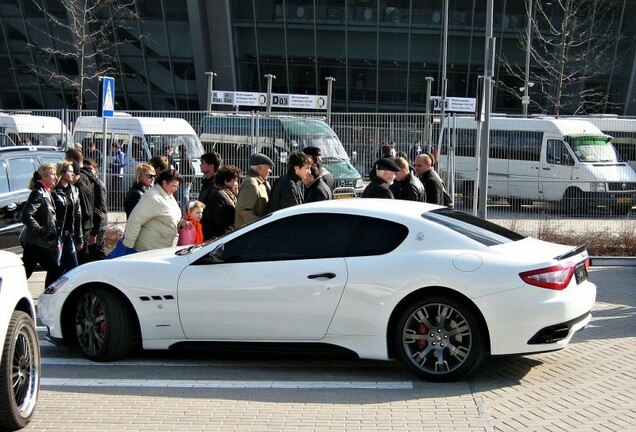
[7,157,37,191]
[222,213,408,263]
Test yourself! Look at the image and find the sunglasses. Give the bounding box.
[145,174,156,179]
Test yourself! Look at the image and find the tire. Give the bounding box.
[394,296,485,381]
[0,311,40,431]
[561,188,585,215]
[74,287,133,361]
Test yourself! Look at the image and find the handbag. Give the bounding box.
[106,239,137,259]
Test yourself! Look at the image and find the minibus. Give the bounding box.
[199,113,364,197]
[73,114,204,206]
[438,116,636,214]
[0,113,72,148]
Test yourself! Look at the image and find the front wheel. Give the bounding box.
[0,311,41,431]
[394,296,485,381]
[74,287,133,361]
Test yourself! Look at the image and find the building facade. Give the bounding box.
[1,0,636,114]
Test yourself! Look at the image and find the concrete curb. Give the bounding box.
[590,256,636,266]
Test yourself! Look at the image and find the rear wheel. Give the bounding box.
[561,188,586,215]
[74,287,133,361]
[394,296,485,381]
[0,311,40,431]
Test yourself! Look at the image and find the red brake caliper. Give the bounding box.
[96,306,106,333]
[417,323,428,350]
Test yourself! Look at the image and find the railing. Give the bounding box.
[2,109,634,243]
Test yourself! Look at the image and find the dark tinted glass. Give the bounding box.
[224,213,408,262]
[424,208,525,246]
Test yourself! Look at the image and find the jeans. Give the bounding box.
[59,234,79,274]
[179,181,192,211]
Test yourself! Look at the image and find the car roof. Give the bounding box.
[272,198,443,221]
[0,145,61,154]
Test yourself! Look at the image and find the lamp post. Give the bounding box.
[522,0,532,117]
[264,74,276,115]
[205,71,216,111]
[325,76,335,125]
[425,76,434,153]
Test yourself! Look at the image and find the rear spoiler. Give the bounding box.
[553,243,589,261]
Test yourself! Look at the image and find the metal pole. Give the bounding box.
[205,71,217,112]
[425,76,434,153]
[264,74,276,115]
[325,76,335,125]
[478,0,495,220]
[522,0,532,117]
[440,0,449,125]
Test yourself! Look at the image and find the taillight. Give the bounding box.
[519,263,575,290]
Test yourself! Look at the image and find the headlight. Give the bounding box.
[355,178,364,189]
[44,276,69,294]
[590,182,607,192]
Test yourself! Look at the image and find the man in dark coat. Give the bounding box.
[303,164,333,203]
[393,157,426,202]
[267,151,311,212]
[361,158,400,199]
[198,151,222,237]
[414,153,444,205]
[303,146,334,191]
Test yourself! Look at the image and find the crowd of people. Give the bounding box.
[19,142,450,288]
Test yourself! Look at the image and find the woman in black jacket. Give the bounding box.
[52,161,84,275]
[20,163,62,287]
[124,163,156,218]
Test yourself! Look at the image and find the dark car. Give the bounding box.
[0,146,65,253]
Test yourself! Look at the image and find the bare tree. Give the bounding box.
[500,0,622,115]
[25,0,141,109]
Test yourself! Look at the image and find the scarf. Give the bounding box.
[183,213,204,244]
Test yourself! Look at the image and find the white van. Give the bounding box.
[0,113,73,148]
[439,116,636,214]
[73,114,204,206]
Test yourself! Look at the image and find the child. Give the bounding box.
[177,200,205,246]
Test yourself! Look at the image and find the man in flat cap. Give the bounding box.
[362,158,400,199]
[235,153,274,228]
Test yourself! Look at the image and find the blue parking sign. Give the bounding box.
[100,76,115,117]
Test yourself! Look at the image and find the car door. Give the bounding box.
[540,138,576,201]
[177,213,354,341]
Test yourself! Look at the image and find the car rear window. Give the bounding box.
[423,208,525,246]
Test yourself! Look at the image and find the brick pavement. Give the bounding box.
[24,266,636,431]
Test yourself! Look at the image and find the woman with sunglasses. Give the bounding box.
[124,163,156,218]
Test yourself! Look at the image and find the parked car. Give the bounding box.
[0,146,66,253]
[0,250,40,430]
[38,200,596,381]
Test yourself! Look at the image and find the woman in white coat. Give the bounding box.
[123,169,183,252]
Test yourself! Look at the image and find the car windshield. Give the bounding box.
[423,208,525,246]
[566,135,620,163]
[293,136,350,160]
[146,134,204,158]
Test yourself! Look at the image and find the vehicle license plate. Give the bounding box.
[335,194,353,199]
[574,263,588,284]
[617,197,632,204]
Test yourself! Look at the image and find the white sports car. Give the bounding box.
[39,200,596,381]
[0,251,40,430]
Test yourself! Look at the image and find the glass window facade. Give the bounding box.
[1,0,635,114]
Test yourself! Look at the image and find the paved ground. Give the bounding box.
[24,265,636,432]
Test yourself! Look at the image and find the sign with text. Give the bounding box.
[212,91,327,110]
[431,96,476,113]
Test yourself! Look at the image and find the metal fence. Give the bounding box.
[1,109,634,240]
